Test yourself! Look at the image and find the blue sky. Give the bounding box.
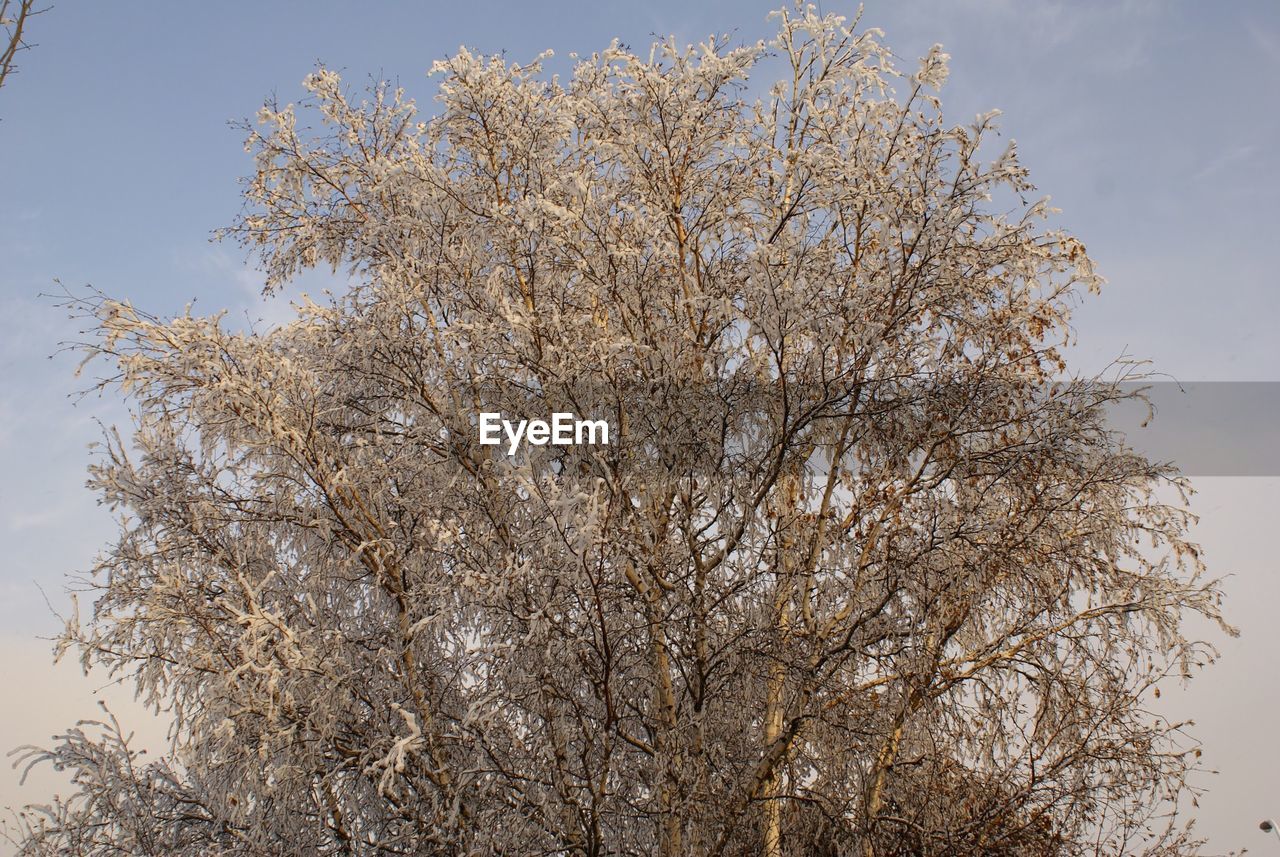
[5,1,1278,373]
[2,2,1279,853]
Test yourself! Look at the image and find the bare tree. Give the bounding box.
[7,5,1230,855]
[0,0,43,95]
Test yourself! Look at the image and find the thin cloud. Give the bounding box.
[1191,143,1260,182]
[1250,23,1280,63]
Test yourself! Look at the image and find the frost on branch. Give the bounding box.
[9,4,1228,856]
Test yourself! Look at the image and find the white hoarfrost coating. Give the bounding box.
[10,5,1229,856]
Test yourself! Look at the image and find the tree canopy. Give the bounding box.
[8,6,1228,855]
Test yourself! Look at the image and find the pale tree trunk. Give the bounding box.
[628,557,683,857]
[863,720,905,857]
[654,626,682,857]
[762,608,789,857]
[764,501,799,857]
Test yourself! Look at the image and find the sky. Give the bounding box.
[1,1,1278,853]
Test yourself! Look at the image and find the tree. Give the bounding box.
[0,0,43,96]
[8,5,1230,855]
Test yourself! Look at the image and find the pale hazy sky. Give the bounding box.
[1,2,1278,853]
